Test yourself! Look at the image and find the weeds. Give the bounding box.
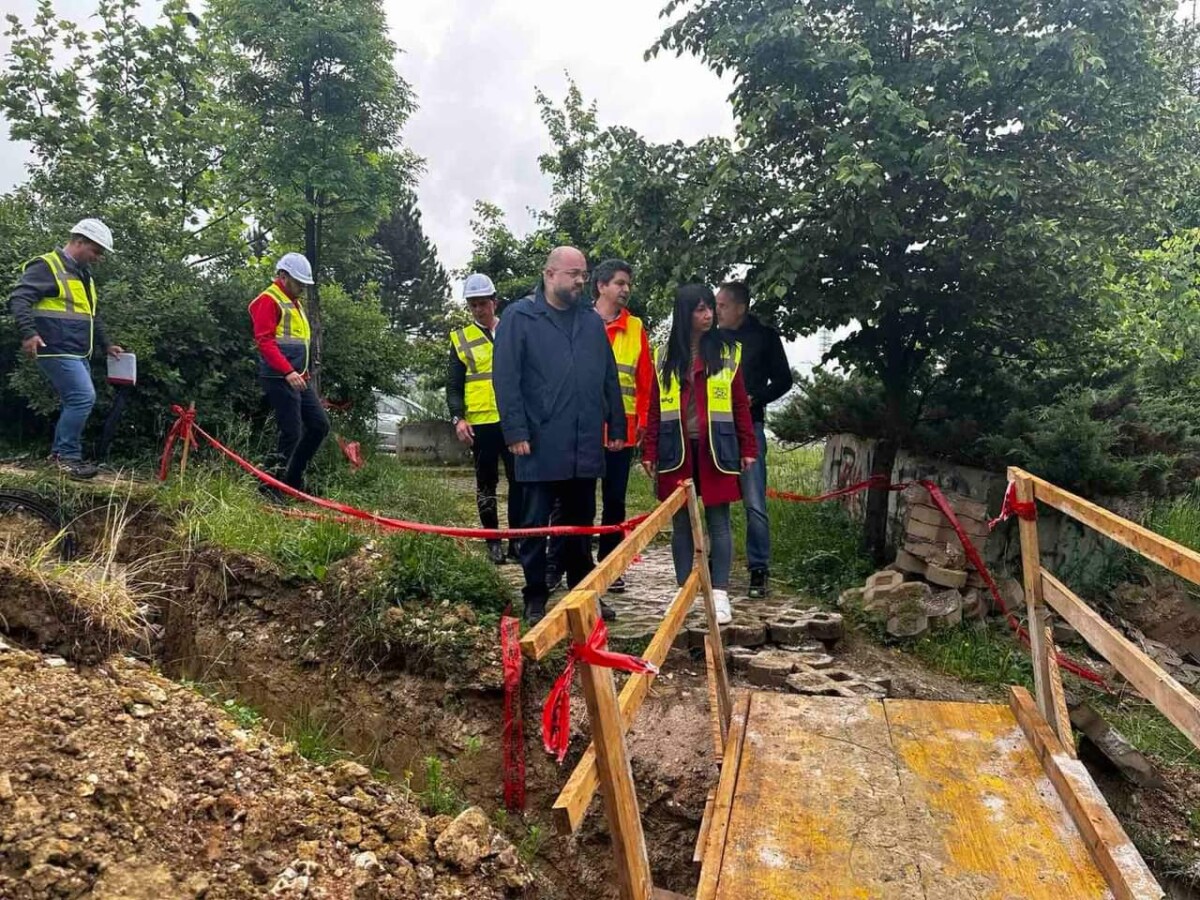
[179,680,264,730]
[463,735,483,755]
[371,532,514,614]
[414,756,466,816]
[517,824,547,865]
[284,711,348,766]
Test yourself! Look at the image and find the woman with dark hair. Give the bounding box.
[642,283,758,623]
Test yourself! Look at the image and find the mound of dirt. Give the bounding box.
[0,640,529,899]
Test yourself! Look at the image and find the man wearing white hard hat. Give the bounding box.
[248,252,329,497]
[447,273,521,565]
[8,218,124,479]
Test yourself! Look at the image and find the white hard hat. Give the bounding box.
[463,273,497,299]
[276,252,314,285]
[70,218,114,253]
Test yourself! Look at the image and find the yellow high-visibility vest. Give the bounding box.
[251,283,311,375]
[655,342,742,474]
[450,323,499,425]
[28,250,95,359]
[609,313,645,417]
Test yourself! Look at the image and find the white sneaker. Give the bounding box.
[712,589,733,625]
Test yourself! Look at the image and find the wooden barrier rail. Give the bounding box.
[519,481,732,900]
[1009,467,1200,756]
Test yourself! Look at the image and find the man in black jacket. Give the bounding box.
[716,281,794,598]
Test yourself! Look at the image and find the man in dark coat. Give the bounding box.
[492,246,627,624]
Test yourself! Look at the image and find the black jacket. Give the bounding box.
[9,250,110,355]
[722,314,793,423]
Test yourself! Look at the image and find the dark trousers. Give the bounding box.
[261,377,330,490]
[520,478,597,606]
[597,447,634,560]
[470,423,521,545]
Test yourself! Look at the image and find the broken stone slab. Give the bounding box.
[926,563,968,590]
[871,581,932,618]
[924,590,964,630]
[726,646,755,673]
[785,670,844,696]
[1070,704,1165,789]
[961,588,985,621]
[905,519,961,545]
[887,609,929,639]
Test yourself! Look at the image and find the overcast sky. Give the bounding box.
[0,0,832,371]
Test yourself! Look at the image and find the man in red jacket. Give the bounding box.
[248,253,329,498]
[593,259,652,593]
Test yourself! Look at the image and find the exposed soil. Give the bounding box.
[0,639,530,899]
[4,482,1200,897]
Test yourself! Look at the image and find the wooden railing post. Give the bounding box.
[686,480,732,747]
[1013,471,1067,742]
[564,593,653,900]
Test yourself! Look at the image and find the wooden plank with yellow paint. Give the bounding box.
[885,698,1111,900]
[714,692,926,899]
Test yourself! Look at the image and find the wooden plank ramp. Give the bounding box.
[700,691,1159,899]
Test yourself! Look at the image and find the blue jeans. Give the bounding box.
[671,503,732,589]
[36,357,96,461]
[739,421,770,570]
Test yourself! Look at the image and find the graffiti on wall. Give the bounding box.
[826,437,872,519]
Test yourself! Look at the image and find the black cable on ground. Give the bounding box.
[0,489,78,560]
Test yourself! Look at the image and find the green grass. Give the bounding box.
[517,824,548,865]
[284,710,349,766]
[371,531,515,615]
[751,443,876,600]
[162,470,363,579]
[1093,693,1200,771]
[907,622,1035,689]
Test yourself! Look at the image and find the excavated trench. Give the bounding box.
[0,496,713,899]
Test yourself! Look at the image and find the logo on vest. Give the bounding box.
[712,386,729,401]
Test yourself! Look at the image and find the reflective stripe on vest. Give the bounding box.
[251,283,311,375]
[609,314,645,416]
[450,323,499,425]
[654,342,743,475]
[28,250,95,359]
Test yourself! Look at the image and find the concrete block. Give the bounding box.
[786,671,844,696]
[837,587,865,610]
[906,504,949,527]
[725,621,767,648]
[928,543,967,570]
[767,617,809,645]
[747,651,797,687]
[1052,619,1080,645]
[727,646,755,672]
[891,549,927,575]
[865,570,903,592]
[924,590,964,630]
[867,581,931,617]
[926,563,968,590]
[905,520,964,546]
[800,611,845,643]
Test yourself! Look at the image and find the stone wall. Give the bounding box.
[819,434,1131,589]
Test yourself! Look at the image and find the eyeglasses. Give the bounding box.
[554,268,589,280]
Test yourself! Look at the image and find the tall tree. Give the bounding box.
[210,0,418,386]
[340,192,451,337]
[601,0,1199,559]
